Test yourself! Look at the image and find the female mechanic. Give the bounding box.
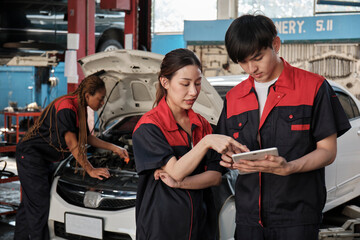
[15,75,128,240]
[132,48,247,240]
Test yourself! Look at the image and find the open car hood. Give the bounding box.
[79,50,223,131]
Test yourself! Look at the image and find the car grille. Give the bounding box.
[54,221,132,240]
[100,198,136,209]
[56,179,136,210]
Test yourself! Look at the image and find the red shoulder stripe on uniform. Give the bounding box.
[134,116,189,147]
[133,111,159,133]
[275,72,325,107]
[226,80,258,119]
[55,96,78,113]
[226,93,258,119]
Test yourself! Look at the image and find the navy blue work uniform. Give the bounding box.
[133,97,223,240]
[15,95,82,240]
[216,59,351,240]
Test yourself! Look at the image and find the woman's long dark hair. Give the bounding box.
[154,48,202,106]
[23,75,105,158]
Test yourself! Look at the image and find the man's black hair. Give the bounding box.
[225,14,277,63]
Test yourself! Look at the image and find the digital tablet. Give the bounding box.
[232,147,279,163]
[232,147,279,175]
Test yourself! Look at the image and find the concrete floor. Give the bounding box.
[0,215,15,240]
[0,155,19,240]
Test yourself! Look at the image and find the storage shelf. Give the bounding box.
[0,111,41,152]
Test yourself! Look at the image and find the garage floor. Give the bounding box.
[0,155,19,240]
[0,216,15,240]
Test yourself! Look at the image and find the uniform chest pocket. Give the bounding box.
[228,114,249,141]
[276,109,312,146]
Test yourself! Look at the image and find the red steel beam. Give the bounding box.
[124,0,138,49]
[67,0,95,93]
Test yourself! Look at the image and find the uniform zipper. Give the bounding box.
[179,125,194,239]
[187,129,194,239]
[257,84,276,227]
[254,87,264,227]
[258,172,263,227]
[186,190,194,240]
[258,130,263,227]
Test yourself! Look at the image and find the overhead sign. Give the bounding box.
[274,14,360,42]
[317,0,360,7]
[184,14,360,43]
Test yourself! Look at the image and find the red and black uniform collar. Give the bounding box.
[156,96,203,132]
[236,58,296,99]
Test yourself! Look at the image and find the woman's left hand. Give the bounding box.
[88,167,111,180]
[159,172,181,188]
[154,169,181,188]
[112,146,129,159]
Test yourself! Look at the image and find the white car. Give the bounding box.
[48,51,360,240]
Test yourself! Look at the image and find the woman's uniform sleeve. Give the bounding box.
[133,123,175,175]
[311,80,351,142]
[56,109,78,138]
[208,100,229,174]
[206,149,227,173]
[201,119,226,173]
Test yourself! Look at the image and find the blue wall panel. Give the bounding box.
[0,66,35,111]
[0,63,67,127]
[152,34,185,55]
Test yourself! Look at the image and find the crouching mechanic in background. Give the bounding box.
[218,14,351,240]
[15,75,128,240]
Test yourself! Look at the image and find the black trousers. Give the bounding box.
[14,151,54,240]
[235,224,320,240]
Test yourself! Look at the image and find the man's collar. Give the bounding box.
[236,57,294,98]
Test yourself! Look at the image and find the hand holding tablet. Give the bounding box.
[231,147,279,174]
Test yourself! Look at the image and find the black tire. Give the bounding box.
[98,39,123,52]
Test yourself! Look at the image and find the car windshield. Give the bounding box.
[212,85,233,100]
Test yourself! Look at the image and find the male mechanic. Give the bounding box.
[218,14,351,240]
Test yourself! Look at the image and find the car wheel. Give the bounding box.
[211,170,237,239]
[98,39,123,52]
[218,195,236,240]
